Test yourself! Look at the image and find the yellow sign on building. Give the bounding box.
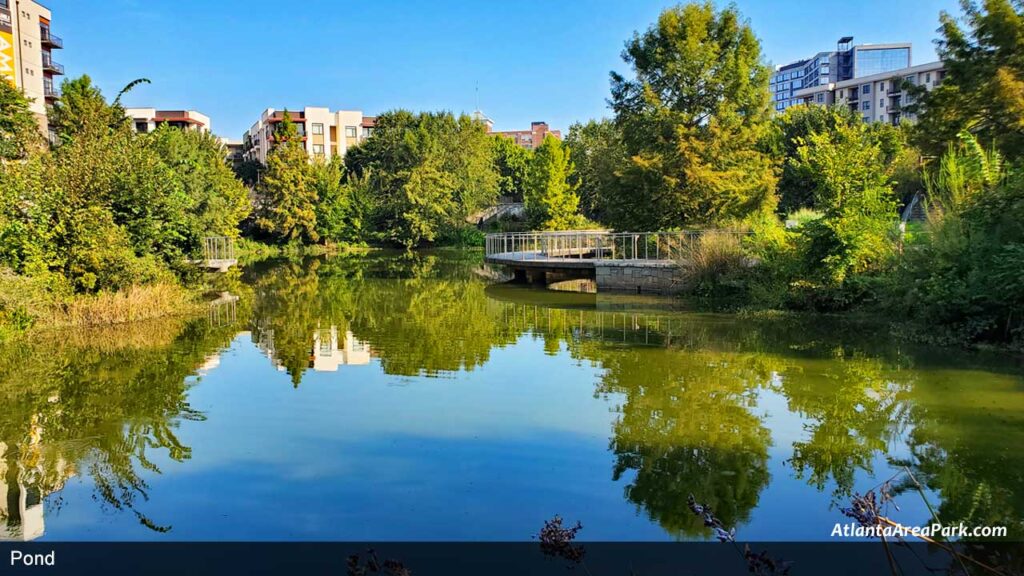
[0,30,15,85]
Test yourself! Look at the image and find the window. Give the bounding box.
[816,93,824,103]
[925,73,931,83]
[312,144,324,156]
[879,99,884,107]
[879,82,885,91]
[312,123,324,135]
[862,84,871,95]
[854,47,910,77]
[345,126,357,138]
[863,115,871,123]
[862,101,871,111]
[135,121,149,133]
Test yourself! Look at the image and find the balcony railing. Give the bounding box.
[40,28,62,49]
[42,56,64,75]
[43,85,58,99]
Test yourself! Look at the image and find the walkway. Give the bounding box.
[484,230,746,294]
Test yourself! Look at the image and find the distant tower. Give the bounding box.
[471,82,494,132]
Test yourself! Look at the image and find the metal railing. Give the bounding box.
[41,55,64,75]
[484,230,750,262]
[203,236,236,261]
[40,28,63,48]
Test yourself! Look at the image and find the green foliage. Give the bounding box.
[910,0,1024,159]
[49,75,137,143]
[605,1,778,230]
[891,133,1024,345]
[564,118,626,222]
[770,105,860,212]
[524,135,583,230]
[0,74,250,311]
[791,120,900,286]
[146,125,250,239]
[345,110,498,248]
[491,134,531,200]
[312,157,365,245]
[256,111,319,243]
[0,80,42,160]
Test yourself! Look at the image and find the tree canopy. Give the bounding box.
[604,1,778,230]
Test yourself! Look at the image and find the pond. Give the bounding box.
[1,251,1022,542]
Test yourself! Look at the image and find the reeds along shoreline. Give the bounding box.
[55,283,202,328]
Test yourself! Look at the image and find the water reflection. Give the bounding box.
[0,252,1022,541]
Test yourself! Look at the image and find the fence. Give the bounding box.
[203,236,236,261]
[484,230,750,262]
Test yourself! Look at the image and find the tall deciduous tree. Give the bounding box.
[524,135,581,230]
[606,2,778,230]
[257,112,319,243]
[912,0,1024,159]
[345,110,497,247]
[491,134,531,201]
[564,119,626,222]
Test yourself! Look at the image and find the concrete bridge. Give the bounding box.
[484,230,746,294]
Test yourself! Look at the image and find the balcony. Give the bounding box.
[43,85,58,100]
[40,28,63,49]
[41,55,64,75]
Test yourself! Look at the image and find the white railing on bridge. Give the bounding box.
[484,230,750,262]
[203,236,236,261]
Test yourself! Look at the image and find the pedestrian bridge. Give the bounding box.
[484,230,746,294]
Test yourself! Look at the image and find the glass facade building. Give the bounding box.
[770,38,911,113]
[853,47,910,77]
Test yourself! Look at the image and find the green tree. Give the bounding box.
[146,125,250,240]
[0,81,41,160]
[791,120,899,288]
[491,134,531,201]
[564,119,626,222]
[524,135,581,230]
[49,76,148,143]
[256,111,319,243]
[605,2,778,230]
[770,105,860,213]
[911,0,1024,159]
[345,110,497,247]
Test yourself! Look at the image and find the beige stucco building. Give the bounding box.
[125,108,212,134]
[242,107,376,164]
[794,60,946,125]
[0,0,63,139]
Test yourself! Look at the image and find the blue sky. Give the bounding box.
[49,0,960,138]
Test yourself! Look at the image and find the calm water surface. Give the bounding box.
[1,251,1023,541]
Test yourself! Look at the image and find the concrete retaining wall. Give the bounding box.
[594,260,682,295]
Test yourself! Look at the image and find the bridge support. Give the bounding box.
[594,260,681,295]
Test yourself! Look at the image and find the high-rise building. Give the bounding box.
[242,107,376,164]
[770,37,910,113]
[124,108,212,133]
[0,0,63,139]
[794,60,945,125]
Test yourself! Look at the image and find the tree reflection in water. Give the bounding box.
[1,252,1022,541]
[0,319,240,537]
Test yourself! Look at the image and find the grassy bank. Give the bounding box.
[0,270,204,341]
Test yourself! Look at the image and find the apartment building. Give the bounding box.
[125,108,211,133]
[771,37,911,113]
[492,121,561,150]
[242,107,376,164]
[794,60,945,125]
[0,0,63,137]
